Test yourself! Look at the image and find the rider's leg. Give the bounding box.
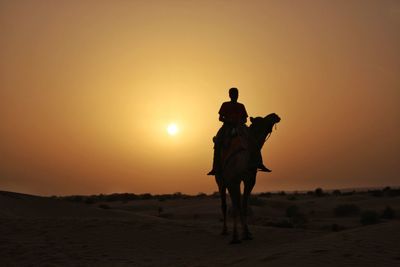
[207,127,225,175]
[256,150,271,172]
[207,141,219,175]
[248,136,271,172]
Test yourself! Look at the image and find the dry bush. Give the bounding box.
[258,192,272,198]
[360,210,380,225]
[334,204,360,217]
[315,188,324,197]
[381,206,396,219]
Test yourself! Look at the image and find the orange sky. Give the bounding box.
[1,0,399,195]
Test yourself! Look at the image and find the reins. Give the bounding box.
[265,123,277,142]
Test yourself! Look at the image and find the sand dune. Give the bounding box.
[1,190,399,266]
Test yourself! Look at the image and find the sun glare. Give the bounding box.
[167,123,179,136]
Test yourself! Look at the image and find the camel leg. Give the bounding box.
[220,186,228,235]
[228,183,241,244]
[242,173,256,240]
[215,175,228,235]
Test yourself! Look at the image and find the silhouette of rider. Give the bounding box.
[207,87,270,175]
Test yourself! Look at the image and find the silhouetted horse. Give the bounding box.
[215,113,281,243]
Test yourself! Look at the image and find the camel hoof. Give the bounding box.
[230,239,242,244]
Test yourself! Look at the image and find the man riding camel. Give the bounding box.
[207,87,271,175]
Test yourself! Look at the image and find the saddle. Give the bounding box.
[220,127,248,169]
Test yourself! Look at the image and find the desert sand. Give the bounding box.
[1,189,399,266]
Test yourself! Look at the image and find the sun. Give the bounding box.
[167,123,179,136]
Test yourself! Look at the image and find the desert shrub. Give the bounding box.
[332,189,342,196]
[315,188,324,197]
[105,193,120,202]
[382,187,400,197]
[98,204,110,209]
[306,191,315,196]
[334,204,360,217]
[196,192,207,198]
[119,193,138,202]
[342,190,355,196]
[211,191,220,198]
[388,188,400,196]
[84,198,95,204]
[360,210,380,225]
[383,186,391,192]
[65,195,84,202]
[249,196,266,206]
[381,206,396,219]
[173,192,183,198]
[369,190,383,197]
[258,192,272,198]
[139,193,153,200]
[91,193,138,202]
[168,192,190,199]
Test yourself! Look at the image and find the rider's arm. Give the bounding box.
[218,102,227,123]
[241,104,248,124]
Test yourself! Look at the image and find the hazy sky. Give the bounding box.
[1,0,399,195]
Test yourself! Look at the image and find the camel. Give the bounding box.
[214,113,281,243]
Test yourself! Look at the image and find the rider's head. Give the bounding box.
[229,87,238,102]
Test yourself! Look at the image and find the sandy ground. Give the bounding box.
[1,190,399,266]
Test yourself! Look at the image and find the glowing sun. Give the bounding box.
[167,123,179,136]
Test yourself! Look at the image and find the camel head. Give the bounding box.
[264,113,281,125]
[249,113,281,140]
[250,113,281,128]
